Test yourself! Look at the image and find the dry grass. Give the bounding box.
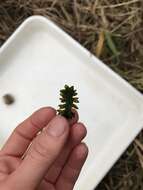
[0,0,143,189]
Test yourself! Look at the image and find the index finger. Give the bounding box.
[0,107,56,157]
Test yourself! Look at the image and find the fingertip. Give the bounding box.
[70,122,87,144]
[74,143,88,160]
[31,107,56,128]
[36,107,56,116]
[68,110,79,126]
[74,122,87,136]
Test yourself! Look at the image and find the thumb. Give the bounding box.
[9,115,69,189]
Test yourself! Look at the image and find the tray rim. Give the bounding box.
[0,15,143,190]
[1,16,143,99]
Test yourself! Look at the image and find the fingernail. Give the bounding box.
[47,116,67,137]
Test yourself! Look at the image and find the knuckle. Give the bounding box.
[14,127,32,141]
[0,158,11,174]
[31,139,56,161]
[63,168,79,184]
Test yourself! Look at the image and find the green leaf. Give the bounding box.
[72,104,78,109]
[59,104,66,109]
[105,31,120,58]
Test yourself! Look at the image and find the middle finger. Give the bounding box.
[44,122,87,183]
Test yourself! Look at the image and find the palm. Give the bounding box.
[0,108,87,190]
[0,155,72,190]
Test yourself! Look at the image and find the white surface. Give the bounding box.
[0,16,143,190]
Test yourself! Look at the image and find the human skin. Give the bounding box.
[0,107,88,190]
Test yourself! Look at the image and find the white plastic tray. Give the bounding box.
[0,16,143,190]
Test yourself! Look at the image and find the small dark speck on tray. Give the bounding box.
[3,94,15,105]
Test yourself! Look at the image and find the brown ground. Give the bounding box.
[0,1,143,189]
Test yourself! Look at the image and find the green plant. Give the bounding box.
[57,85,79,119]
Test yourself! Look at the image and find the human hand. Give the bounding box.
[0,107,88,190]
